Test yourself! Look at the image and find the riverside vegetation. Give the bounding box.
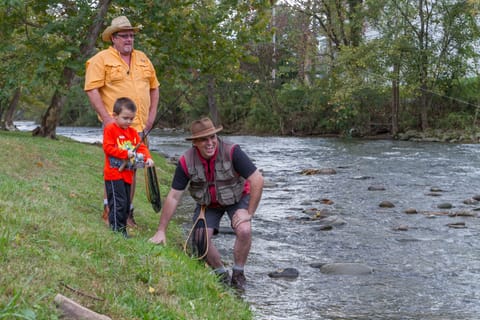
[0,131,252,320]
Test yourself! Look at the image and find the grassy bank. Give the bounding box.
[0,131,252,320]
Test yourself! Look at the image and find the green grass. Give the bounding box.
[0,131,252,320]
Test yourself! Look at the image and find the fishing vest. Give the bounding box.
[184,140,245,206]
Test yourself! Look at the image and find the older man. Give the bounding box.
[149,117,264,291]
[84,16,160,227]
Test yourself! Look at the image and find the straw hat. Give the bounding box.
[186,117,223,140]
[102,16,141,42]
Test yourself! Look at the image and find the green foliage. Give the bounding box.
[436,112,475,130]
[61,85,98,126]
[276,82,331,134]
[2,0,480,136]
[215,80,254,128]
[443,77,480,108]
[134,0,272,123]
[246,102,281,133]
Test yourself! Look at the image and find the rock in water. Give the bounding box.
[317,263,374,275]
[268,268,300,279]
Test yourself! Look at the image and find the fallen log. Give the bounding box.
[54,294,111,320]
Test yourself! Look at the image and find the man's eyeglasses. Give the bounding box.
[115,33,135,40]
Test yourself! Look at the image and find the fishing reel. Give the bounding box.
[133,152,145,169]
[118,152,145,172]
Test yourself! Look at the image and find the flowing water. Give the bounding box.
[17,123,480,319]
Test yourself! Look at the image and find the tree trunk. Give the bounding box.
[33,68,75,138]
[207,75,219,125]
[418,0,429,131]
[347,0,363,47]
[420,84,428,131]
[391,63,399,136]
[2,87,21,131]
[33,0,111,138]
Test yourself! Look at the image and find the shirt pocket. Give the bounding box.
[135,61,153,82]
[105,63,125,83]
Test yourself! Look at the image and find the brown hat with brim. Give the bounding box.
[102,16,141,42]
[186,117,223,140]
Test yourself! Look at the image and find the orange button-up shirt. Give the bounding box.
[84,47,159,131]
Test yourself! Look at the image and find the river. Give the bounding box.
[16,122,480,319]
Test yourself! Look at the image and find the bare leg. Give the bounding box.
[102,188,109,224]
[231,209,252,267]
[127,170,137,227]
[205,228,224,268]
[131,169,137,202]
[230,208,251,291]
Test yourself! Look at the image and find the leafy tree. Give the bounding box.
[365,0,480,132]
[0,1,46,130]
[32,0,111,138]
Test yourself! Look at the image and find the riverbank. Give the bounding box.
[0,131,252,319]
[228,125,480,144]
[341,128,480,143]
[395,128,480,143]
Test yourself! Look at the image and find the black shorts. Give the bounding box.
[192,195,250,234]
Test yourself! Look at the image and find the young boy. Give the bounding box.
[103,97,154,237]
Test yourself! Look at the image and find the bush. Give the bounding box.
[436,112,474,130]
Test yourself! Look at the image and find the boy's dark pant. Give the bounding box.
[105,180,131,233]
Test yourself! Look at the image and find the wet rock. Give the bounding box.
[449,210,477,217]
[300,201,313,206]
[430,187,444,192]
[426,192,442,197]
[393,224,409,231]
[319,168,337,174]
[268,268,299,279]
[300,168,337,175]
[311,263,374,275]
[447,222,466,229]
[395,237,421,242]
[422,211,449,216]
[463,198,478,205]
[368,185,386,191]
[292,216,311,222]
[303,208,319,215]
[379,201,395,208]
[472,194,480,201]
[319,198,334,205]
[311,209,330,220]
[404,208,418,214]
[318,225,333,231]
[352,175,374,180]
[300,168,316,175]
[437,203,453,209]
[316,215,346,227]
